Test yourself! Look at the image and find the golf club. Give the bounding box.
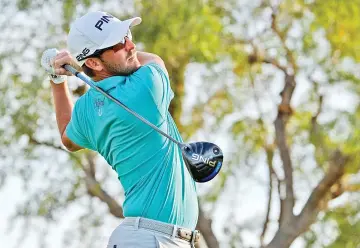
[42,49,223,182]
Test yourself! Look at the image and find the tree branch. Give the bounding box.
[85,152,96,178]
[344,183,360,192]
[270,10,298,73]
[265,150,349,248]
[83,154,124,218]
[28,136,65,151]
[274,74,297,225]
[277,177,285,226]
[311,95,323,129]
[295,150,349,234]
[262,58,288,73]
[309,79,327,153]
[197,205,219,248]
[260,146,274,247]
[274,117,295,219]
[248,42,287,73]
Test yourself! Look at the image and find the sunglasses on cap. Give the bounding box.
[79,30,132,61]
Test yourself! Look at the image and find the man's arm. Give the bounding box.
[51,81,83,152]
[136,52,168,75]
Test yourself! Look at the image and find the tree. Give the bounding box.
[1,0,360,248]
[211,0,360,247]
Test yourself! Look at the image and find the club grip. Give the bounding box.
[63,64,93,87]
[63,64,78,76]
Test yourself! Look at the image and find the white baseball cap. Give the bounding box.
[67,11,142,66]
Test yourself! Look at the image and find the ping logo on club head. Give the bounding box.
[76,48,90,61]
[95,15,114,31]
[191,154,217,167]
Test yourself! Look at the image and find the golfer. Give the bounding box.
[41,11,200,248]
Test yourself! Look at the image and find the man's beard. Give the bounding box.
[102,56,138,76]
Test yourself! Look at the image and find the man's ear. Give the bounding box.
[84,58,103,71]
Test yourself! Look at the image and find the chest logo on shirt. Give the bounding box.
[94,97,105,116]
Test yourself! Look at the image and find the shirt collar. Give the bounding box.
[94,76,126,91]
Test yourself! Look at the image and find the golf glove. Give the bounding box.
[41,48,67,84]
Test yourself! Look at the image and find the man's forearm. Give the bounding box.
[137,51,162,66]
[137,51,167,74]
[51,81,73,137]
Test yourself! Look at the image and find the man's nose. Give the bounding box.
[125,37,135,51]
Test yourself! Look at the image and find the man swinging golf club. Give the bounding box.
[41,10,223,248]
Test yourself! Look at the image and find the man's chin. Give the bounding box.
[114,64,140,76]
[130,59,141,71]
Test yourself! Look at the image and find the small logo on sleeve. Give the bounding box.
[94,97,105,116]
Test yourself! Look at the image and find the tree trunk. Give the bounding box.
[168,65,186,133]
[197,205,219,248]
[265,150,349,248]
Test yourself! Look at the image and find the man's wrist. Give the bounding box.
[51,80,68,90]
[49,74,67,84]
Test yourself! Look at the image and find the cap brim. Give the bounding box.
[128,17,142,27]
[99,17,142,49]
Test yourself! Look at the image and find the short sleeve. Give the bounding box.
[65,100,95,150]
[131,63,174,114]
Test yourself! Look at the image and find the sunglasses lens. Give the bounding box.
[118,30,132,45]
[127,30,132,41]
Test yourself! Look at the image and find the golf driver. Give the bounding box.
[42,49,223,183]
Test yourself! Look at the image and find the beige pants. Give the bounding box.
[106,218,192,248]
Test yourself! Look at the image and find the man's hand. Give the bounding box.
[52,50,82,76]
[41,48,68,84]
[41,49,81,83]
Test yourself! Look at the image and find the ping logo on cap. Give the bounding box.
[95,15,114,31]
[76,48,90,61]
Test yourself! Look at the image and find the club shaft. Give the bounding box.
[64,65,181,146]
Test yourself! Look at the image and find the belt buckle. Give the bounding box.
[190,230,200,246]
[177,228,200,244]
[177,228,191,241]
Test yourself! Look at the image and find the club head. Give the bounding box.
[181,142,223,183]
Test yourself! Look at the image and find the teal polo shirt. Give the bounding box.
[65,63,198,229]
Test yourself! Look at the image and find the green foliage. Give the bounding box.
[16,0,30,10]
[231,46,252,77]
[206,90,234,122]
[303,230,317,248]
[183,105,205,139]
[308,0,360,61]
[62,0,77,31]
[204,169,229,203]
[289,111,313,131]
[61,0,104,31]
[37,193,58,218]
[305,201,360,248]
[231,120,247,136]
[134,0,228,66]
[231,118,269,153]
[341,107,360,174]
[229,1,360,246]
